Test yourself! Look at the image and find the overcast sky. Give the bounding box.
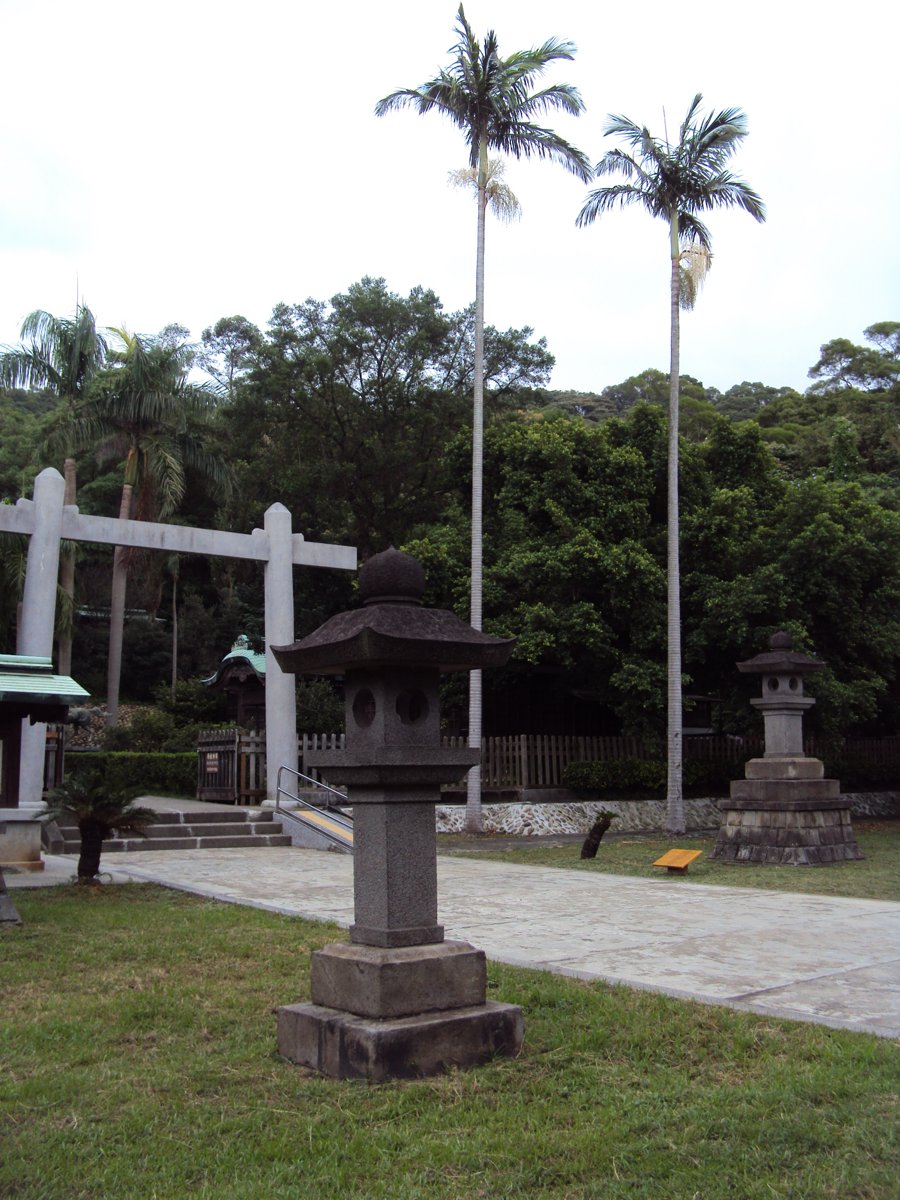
[1,0,897,396]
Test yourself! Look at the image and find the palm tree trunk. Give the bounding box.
[666,213,685,836]
[465,141,489,835]
[106,483,134,727]
[57,456,77,675]
[170,566,178,700]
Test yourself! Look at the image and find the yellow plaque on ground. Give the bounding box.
[653,848,702,874]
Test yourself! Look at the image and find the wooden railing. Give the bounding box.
[197,730,900,801]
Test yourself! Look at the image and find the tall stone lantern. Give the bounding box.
[271,548,523,1080]
[711,632,862,866]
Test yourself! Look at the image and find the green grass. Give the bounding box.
[443,821,900,902]
[2,886,897,1199]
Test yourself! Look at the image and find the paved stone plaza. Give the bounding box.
[13,843,899,1039]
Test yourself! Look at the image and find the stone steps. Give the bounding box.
[51,808,292,854]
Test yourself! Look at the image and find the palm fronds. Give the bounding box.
[376,4,591,182]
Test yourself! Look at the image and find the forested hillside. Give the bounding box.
[2,286,897,739]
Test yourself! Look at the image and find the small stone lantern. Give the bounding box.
[711,632,862,866]
[743,630,820,766]
[271,548,523,1079]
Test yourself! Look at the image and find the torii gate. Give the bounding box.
[0,468,356,814]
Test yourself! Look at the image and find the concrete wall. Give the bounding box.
[435,791,900,836]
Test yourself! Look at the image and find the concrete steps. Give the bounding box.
[51,808,292,854]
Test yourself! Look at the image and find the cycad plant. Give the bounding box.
[47,769,157,884]
[376,5,590,831]
[577,94,765,834]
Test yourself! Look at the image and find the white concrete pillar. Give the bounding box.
[264,503,298,803]
[17,468,65,812]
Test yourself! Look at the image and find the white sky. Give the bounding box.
[1,0,897,396]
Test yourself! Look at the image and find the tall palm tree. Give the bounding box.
[0,305,107,672]
[376,4,591,832]
[71,329,231,725]
[577,94,765,834]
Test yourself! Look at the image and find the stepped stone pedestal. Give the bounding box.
[712,633,862,866]
[273,548,523,1080]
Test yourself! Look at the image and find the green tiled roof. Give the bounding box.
[201,636,266,687]
[0,655,90,706]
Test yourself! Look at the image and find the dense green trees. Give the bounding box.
[409,405,900,742]
[0,290,896,756]
[218,277,553,556]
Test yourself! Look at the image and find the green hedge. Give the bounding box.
[561,758,744,798]
[563,755,900,796]
[66,752,195,798]
[824,756,900,791]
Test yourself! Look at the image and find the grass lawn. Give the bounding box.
[442,821,900,902]
[2,885,897,1200]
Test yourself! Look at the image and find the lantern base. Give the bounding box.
[276,1000,524,1081]
[711,797,863,866]
[311,940,484,1016]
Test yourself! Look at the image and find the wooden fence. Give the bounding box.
[196,730,900,801]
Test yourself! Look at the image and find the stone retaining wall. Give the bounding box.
[435,791,899,836]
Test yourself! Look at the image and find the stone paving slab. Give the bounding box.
[11,848,899,1038]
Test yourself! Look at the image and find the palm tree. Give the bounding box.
[71,329,231,725]
[376,4,591,832]
[0,305,107,673]
[577,94,765,834]
[47,770,157,883]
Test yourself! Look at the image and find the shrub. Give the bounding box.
[102,708,178,753]
[562,757,743,798]
[825,755,900,791]
[67,752,195,798]
[152,680,228,726]
[101,704,222,754]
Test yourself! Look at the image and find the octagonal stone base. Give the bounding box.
[711,798,863,866]
[277,1000,524,1081]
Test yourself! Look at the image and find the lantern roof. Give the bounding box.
[0,654,89,716]
[737,631,824,676]
[273,547,515,676]
[201,634,266,687]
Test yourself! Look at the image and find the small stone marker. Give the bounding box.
[653,848,702,874]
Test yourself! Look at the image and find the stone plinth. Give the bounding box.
[0,809,44,869]
[276,938,523,1080]
[277,1001,524,1083]
[712,798,863,865]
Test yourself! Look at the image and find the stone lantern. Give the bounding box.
[711,632,862,866]
[271,548,523,1080]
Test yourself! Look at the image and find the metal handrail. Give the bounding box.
[274,764,353,851]
[275,763,348,810]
